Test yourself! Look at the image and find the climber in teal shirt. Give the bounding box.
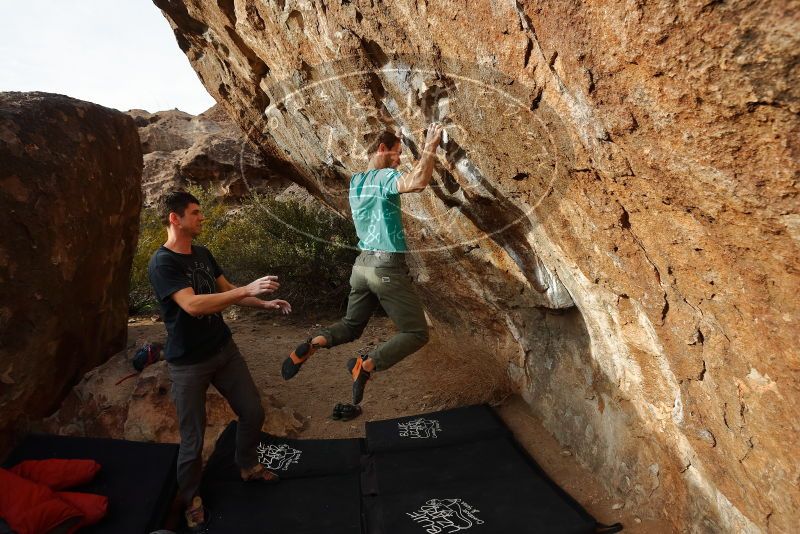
[281,124,444,419]
[349,167,407,252]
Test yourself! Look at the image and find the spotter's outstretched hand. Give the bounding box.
[245,275,279,296]
[266,299,291,314]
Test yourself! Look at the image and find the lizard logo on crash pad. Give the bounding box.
[407,498,484,533]
[398,418,441,439]
[256,442,302,471]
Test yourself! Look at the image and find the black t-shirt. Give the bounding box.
[147,245,232,364]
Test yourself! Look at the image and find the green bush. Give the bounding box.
[129,206,164,314]
[128,188,359,315]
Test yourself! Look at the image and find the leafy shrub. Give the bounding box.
[129,206,164,314]
[128,188,358,315]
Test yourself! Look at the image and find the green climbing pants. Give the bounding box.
[318,250,429,371]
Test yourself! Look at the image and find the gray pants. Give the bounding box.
[168,338,264,505]
[318,251,429,371]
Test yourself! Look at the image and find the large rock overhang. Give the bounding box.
[153,1,799,531]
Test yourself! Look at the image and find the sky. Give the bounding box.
[0,1,216,114]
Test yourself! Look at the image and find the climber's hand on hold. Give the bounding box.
[423,122,444,155]
[398,122,443,194]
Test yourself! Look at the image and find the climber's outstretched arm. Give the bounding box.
[397,123,443,193]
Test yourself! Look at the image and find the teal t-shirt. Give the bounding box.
[349,168,407,252]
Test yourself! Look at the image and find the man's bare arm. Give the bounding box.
[216,275,291,312]
[171,275,279,317]
[397,123,444,193]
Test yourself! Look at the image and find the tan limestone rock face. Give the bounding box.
[0,92,143,457]
[127,105,293,204]
[154,1,799,531]
[43,348,305,462]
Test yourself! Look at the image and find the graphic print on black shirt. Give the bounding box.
[148,245,232,364]
[191,262,217,299]
[187,257,221,326]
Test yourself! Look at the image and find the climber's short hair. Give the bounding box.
[159,190,200,226]
[367,130,401,156]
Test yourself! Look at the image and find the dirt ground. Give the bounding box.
[129,309,672,533]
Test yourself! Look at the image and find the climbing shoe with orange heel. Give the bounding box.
[346,355,371,405]
[282,339,318,380]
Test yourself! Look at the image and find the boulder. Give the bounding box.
[0,92,143,457]
[153,2,799,531]
[43,346,305,462]
[127,105,293,204]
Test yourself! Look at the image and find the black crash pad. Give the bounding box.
[200,421,362,534]
[201,407,617,534]
[362,407,605,534]
[203,420,362,481]
[201,473,362,534]
[361,436,533,496]
[363,474,596,534]
[364,404,508,453]
[4,433,178,534]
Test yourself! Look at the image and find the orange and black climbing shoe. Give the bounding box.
[282,339,318,380]
[346,355,371,405]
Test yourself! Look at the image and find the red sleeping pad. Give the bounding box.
[0,459,108,534]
